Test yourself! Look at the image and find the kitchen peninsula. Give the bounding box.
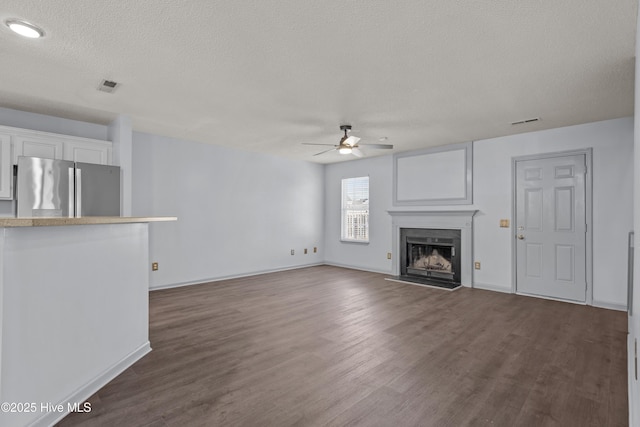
[0,216,176,427]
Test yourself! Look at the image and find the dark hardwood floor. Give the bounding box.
[58,265,628,426]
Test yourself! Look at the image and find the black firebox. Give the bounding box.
[399,228,461,289]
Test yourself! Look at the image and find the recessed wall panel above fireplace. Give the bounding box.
[393,142,473,206]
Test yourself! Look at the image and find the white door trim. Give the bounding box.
[510,148,593,305]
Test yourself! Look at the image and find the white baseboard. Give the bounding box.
[514,292,626,311]
[516,291,587,306]
[150,263,325,291]
[34,342,152,427]
[592,300,628,312]
[472,282,513,294]
[151,263,392,291]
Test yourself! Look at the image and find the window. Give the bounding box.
[341,176,369,242]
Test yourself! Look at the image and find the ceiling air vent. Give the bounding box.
[98,79,119,93]
[511,117,540,126]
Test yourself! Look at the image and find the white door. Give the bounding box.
[515,154,587,302]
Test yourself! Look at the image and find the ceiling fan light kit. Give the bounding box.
[302,124,394,158]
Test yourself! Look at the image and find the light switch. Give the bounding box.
[500,219,510,228]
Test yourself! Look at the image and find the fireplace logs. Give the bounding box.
[412,249,452,272]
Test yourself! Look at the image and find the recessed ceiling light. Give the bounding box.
[5,19,45,39]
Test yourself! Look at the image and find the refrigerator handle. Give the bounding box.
[68,167,75,218]
[76,168,82,218]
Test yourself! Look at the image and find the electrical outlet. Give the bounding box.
[291,249,295,255]
[314,247,317,253]
[304,248,308,254]
[152,262,159,271]
[387,252,392,260]
[474,262,481,270]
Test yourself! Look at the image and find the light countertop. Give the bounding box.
[0,216,177,227]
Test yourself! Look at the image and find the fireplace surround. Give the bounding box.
[388,210,478,288]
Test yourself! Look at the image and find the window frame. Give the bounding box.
[340,176,370,244]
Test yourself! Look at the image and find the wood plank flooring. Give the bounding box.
[58,265,628,426]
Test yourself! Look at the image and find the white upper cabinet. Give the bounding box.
[63,139,112,164]
[13,134,64,162]
[0,133,12,200]
[1,125,113,166]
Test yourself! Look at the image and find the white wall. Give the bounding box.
[324,155,394,273]
[108,115,133,216]
[324,117,633,308]
[132,132,325,289]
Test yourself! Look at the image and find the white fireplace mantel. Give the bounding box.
[388,210,478,287]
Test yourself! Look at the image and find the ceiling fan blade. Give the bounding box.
[344,136,360,147]
[313,148,336,156]
[359,143,393,149]
[352,147,364,157]
[301,143,337,146]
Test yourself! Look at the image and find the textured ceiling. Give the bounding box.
[0,0,636,163]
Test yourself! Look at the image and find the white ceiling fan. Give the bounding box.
[302,125,393,157]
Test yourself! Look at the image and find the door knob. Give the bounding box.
[517,234,525,240]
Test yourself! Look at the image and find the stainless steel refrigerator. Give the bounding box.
[16,156,120,217]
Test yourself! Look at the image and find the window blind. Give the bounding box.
[341,176,369,242]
